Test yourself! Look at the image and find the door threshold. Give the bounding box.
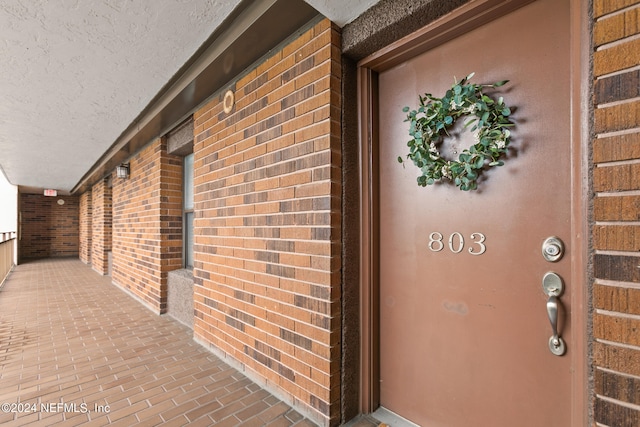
[372,407,421,427]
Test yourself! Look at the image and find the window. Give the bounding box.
[183,153,194,268]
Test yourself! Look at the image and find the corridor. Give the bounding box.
[0,259,314,426]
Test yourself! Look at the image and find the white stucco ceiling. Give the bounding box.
[0,0,379,193]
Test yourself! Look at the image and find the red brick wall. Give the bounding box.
[91,178,112,275]
[192,19,342,426]
[591,1,640,425]
[79,191,92,264]
[111,138,183,314]
[18,194,79,260]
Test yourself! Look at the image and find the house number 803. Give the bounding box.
[428,232,486,255]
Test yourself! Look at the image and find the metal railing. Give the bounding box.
[0,231,16,288]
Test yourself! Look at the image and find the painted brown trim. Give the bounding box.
[570,0,591,424]
[356,0,590,422]
[358,0,535,72]
[357,66,379,414]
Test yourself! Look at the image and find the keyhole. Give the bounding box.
[542,237,564,262]
[546,245,560,256]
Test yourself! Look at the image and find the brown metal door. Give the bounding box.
[376,0,578,425]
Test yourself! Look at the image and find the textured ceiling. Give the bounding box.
[0,0,379,193]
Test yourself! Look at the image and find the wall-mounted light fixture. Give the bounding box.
[116,163,130,179]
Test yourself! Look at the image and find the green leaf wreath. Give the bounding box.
[398,72,514,191]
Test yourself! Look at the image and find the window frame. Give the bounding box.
[183,153,194,269]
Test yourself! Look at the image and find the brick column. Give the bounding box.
[111,138,183,313]
[192,19,342,427]
[79,191,92,264]
[91,178,112,275]
[591,1,640,425]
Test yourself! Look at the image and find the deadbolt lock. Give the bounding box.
[542,236,564,262]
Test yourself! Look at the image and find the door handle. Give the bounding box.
[546,295,566,356]
[543,272,566,356]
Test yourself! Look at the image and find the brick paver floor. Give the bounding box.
[0,258,316,426]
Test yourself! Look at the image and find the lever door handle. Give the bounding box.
[543,272,566,356]
[546,295,566,355]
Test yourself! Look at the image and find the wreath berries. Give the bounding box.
[398,72,514,191]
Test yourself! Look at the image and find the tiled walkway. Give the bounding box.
[0,259,316,426]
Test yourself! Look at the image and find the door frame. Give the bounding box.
[356,0,590,423]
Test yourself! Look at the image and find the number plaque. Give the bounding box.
[428,232,486,255]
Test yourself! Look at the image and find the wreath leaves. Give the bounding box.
[399,72,514,191]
